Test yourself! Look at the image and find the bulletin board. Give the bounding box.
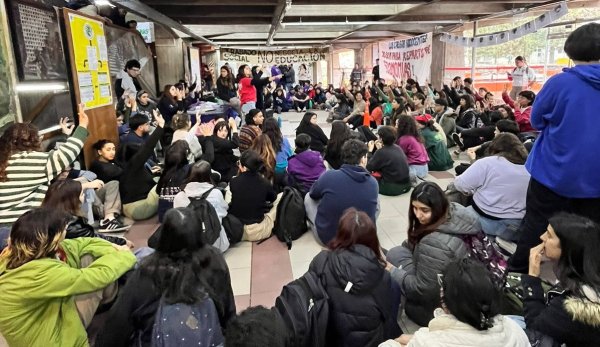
[66,11,112,109]
[61,8,118,169]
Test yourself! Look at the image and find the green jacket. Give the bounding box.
[0,238,136,347]
[421,128,454,171]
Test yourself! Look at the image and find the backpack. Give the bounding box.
[273,252,330,347]
[188,188,221,245]
[157,185,180,223]
[150,295,224,347]
[272,187,307,249]
[461,231,508,288]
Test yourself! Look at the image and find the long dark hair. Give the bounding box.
[459,94,474,112]
[549,213,600,297]
[213,120,230,139]
[42,179,83,216]
[160,84,176,105]
[0,123,42,182]
[183,160,214,188]
[236,64,249,82]
[140,208,219,307]
[495,105,515,121]
[486,133,528,165]
[156,140,190,192]
[262,118,283,153]
[396,115,423,143]
[218,65,235,89]
[1,208,71,269]
[328,208,384,265]
[297,112,318,130]
[407,182,449,249]
[326,120,352,155]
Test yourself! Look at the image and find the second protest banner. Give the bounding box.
[378,33,432,83]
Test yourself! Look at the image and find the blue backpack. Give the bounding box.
[151,295,224,347]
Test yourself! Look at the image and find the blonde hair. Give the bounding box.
[249,134,276,182]
[1,209,70,269]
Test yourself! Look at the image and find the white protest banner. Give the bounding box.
[378,33,432,83]
[220,48,327,65]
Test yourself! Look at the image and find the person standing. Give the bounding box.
[507,56,536,100]
[509,23,600,273]
[351,63,363,84]
[116,59,142,99]
[372,59,380,82]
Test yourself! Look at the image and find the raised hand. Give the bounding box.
[59,117,74,136]
[154,109,165,128]
[77,103,89,129]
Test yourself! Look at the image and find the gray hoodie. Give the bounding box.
[173,182,230,253]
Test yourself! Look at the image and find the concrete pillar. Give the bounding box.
[430,34,446,90]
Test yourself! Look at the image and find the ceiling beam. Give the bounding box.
[142,0,277,4]
[267,0,292,45]
[150,5,274,17]
[173,17,272,25]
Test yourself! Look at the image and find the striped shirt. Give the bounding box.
[0,127,88,226]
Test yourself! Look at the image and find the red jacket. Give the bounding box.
[239,77,257,104]
[370,106,383,126]
[502,92,534,132]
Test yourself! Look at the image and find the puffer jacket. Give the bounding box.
[378,309,529,347]
[389,203,480,326]
[522,275,600,346]
[309,246,401,347]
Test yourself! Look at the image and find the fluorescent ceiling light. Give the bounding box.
[16,83,67,93]
[94,0,115,7]
[284,20,462,26]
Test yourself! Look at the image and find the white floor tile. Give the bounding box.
[291,260,312,279]
[224,245,252,269]
[229,267,251,296]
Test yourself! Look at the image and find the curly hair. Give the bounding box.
[0,123,42,182]
[396,115,423,143]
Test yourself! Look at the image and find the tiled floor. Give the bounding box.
[123,110,464,332]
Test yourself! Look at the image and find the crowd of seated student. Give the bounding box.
[2,23,600,347]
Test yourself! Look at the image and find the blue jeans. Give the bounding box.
[409,164,428,180]
[507,315,526,329]
[0,227,10,251]
[467,206,522,242]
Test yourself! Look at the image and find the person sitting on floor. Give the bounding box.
[381,258,529,347]
[117,112,166,220]
[415,114,454,172]
[262,118,293,177]
[305,139,379,246]
[225,306,287,347]
[310,208,401,347]
[295,112,329,154]
[0,105,89,228]
[522,213,600,347]
[366,126,411,196]
[95,207,236,347]
[172,161,230,253]
[42,179,131,243]
[432,98,456,147]
[454,133,530,242]
[248,134,277,184]
[171,112,212,163]
[385,182,480,326]
[287,134,326,195]
[324,121,354,170]
[121,113,151,146]
[0,208,136,347]
[396,115,429,182]
[212,118,240,183]
[228,150,280,242]
[239,109,263,153]
[90,139,123,183]
[502,84,535,133]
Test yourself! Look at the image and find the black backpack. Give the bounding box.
[272,187,307,249]
[115,78,124,99]
[188,188,221,245]
[273,252,329,347]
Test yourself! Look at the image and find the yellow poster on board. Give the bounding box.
[68,13,111,109]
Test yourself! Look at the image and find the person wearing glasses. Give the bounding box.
[116,59,142,99]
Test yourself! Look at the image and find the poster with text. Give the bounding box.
[68,12,112,109]
[189,47,201,85]
[379,33,432,83]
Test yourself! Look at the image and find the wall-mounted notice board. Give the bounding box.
[66,11,112,109]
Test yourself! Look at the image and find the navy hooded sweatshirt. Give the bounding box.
[310,164,379,244]
[526,64,600,198]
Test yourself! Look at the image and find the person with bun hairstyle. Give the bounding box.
[381,258,529,347]
[228,150,279,241]
[415,114,453,171]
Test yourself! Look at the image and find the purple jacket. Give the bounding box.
[271,65,283,85]
[287,150,326,192]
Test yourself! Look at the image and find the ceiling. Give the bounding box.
[121,0,596,48]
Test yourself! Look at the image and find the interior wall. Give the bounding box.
[154,24,185,90]
[0,0,21,130]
